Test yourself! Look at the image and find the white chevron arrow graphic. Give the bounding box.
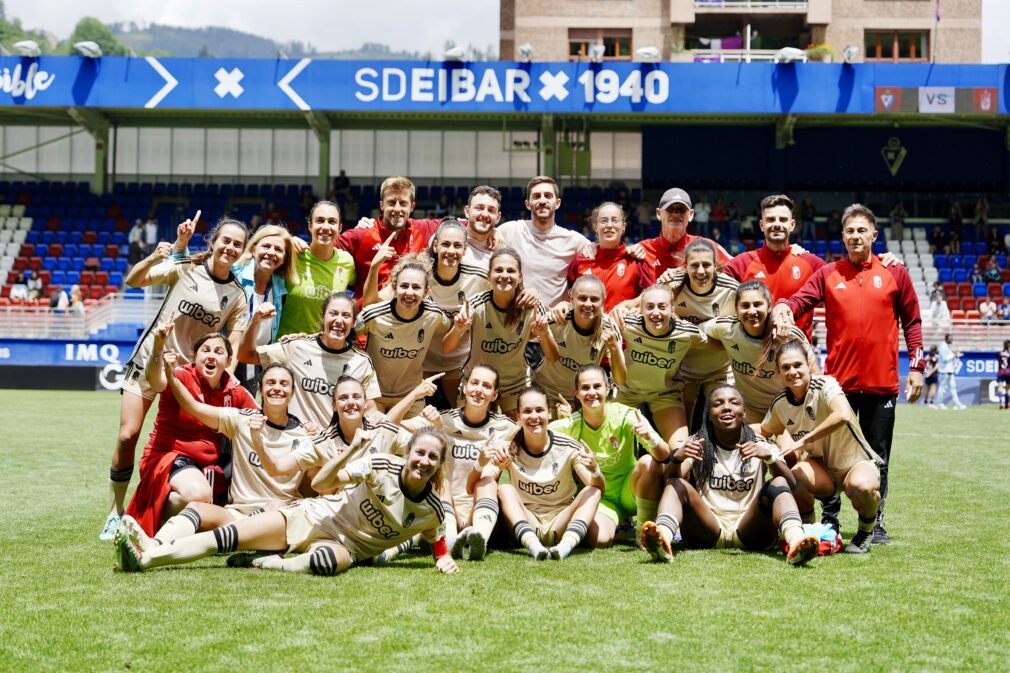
[144,57,178,108]
[278,58,312,111]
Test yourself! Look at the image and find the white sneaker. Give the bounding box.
[936,403,947,409]
[99,512,121,541]
[955,403,967,410]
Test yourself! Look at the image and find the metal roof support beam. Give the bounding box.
[68,108,110,195]
[305,111,331,199]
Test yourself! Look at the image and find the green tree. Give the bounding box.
[60,17,129,56]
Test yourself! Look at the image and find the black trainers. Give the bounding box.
[843,530,872,554]
[871,525,891,545]
[821,513,841,537]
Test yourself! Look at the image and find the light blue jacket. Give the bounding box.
[233,260,288,342]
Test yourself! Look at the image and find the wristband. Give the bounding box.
[433,538,448,558]
[763,447,781,465]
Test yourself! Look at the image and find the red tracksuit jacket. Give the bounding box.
[724,246,825,337]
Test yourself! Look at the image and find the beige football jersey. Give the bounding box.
[423,264,490,372]
[486,430,593,517]
[703,318,809,414]
[533,313,616,403]
[217,407,308,515]
[128,259,248,369]
[439,408,519,515]
[292,454,446,560]
[764,375,884,481]
[258,336,380,429]
[618,315,706,398]
[356,299,452,399]
[462,291,547,394]
[682,441,768,532]
[296,417,410,473]
[668,273,738,381]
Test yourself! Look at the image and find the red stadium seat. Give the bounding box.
[19,243,33,257]
[13,256,27,271]
[95,271,109,286]
[48,243,63,257]
[946,297,961,311]
[965,310,981,321]
[961,297,977,311]
[0,297,9,306]
[942,282,956,298]
[84,298,98,308]
[46,217,61,231]
[104,244,119,258]
[956,282,972,297]
[6,271,17,284]
[950,309,966,320]
[83,257,100,270]
[38,270,51,285]
[28,256,42,271]
[88,285,104,300]
[1,285,10,298]
[988,283,1003,299]
[1002,269,1010,283]
[116,218,130,232]
[82,231,97,244]
[104,285,117,296]
[79,271,95,285]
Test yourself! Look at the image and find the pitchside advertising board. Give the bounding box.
[0,57,1004,115]
[0,339,1001,403]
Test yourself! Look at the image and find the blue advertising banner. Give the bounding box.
[0,56,1004,115]
[0,338,133,366]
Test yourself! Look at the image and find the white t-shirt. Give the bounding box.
[495,220,590,308]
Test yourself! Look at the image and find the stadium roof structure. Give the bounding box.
[0,56,1006,192]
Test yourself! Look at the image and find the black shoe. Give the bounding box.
[821,514,841,536]
[843,530,872,554]
[871,525,891,545]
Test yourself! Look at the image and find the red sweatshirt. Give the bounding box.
[338,217,440,299]
[568,245,656,311]
[724,246,825,337]
[784,255,926,395]
[639,233,732,276]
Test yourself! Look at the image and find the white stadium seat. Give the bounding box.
[11,204,25,217]
[886,240,901,254]
[923,268,939,283]
[0,230,11,243]
[0,204,11,217]
[919,253,934,267]
[4,242,19,256]
[907,267,924,282]
[914,239,930,255]
[904,253,920,267]
[900,241,916,255]
[11,230,26,244]
[17,217,31,231]
[913,228,927,241]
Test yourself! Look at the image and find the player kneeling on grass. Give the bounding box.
[758,341,884,554]
[549,365,670,547]
[487,385,605,560]
[120,362,314,547]
[116,428,459,576]
[640,384,819,566]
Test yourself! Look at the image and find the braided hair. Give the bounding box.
[689,384,757,487]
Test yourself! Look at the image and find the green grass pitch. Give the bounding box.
[2,390,1009,672]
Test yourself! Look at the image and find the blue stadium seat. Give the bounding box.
[953,269,968,283]
[934,254,948,268]
[110,271,124,286]
[54,231,68,244]
[114,259,128,273]
[66,271,80,285]
[949,255,962,268]
[42,257,57,270]
[829,241,843,255]
[25,231,40,244]
[938,268,953,283]
[100,257,115,272]
[64,244,78,257]
[71,257,85,270]
[56,258,71,271]
[51,271,66,286]
[97,232,111,245]
[34,243,47,256]
[872,241,885,254]
[963,255,977,270]
[112,232,126,246]
[1004,282,1010,298]
[69,232,82,245]
[973,282,988,297]
[997,255,1007,269]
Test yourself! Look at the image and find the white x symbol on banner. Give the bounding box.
[539,71,570,101]
[214,67,245,98]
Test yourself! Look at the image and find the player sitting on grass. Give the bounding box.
[549,365,669,547]
[759,340,884,554]
[115,428,460,576]
[640,384,820,566]
[124,325,256,538]
[486,385,605,561]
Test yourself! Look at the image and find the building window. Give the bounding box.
[568,28,632,61]
[865,30,929,62]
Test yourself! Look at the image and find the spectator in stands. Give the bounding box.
[68,284,85,314]
[249,214,263,232]
[615,188,632,215]
[711,198,728,232]
[9,271,28,301]
[825,209,842,242]
[987,226,1007,255]
[928,281,950,324]
[727,199,742,242]
[26,269,43,300]
[128,219,146,267]
[979,294,998,323]
[299,188,315,215]
[634,200,653,230]
[999,296,1010,321]
[143,218,159,254]
[936,334,965,410]
[332,169,351,196]
[433,194,450,217]
[922,345,939,407]
[800,196,817,241]
[928,224,949,255]
[971,263,984,284]
[973,197,989,241]
[889,201,907,243]
[693,195,711,237]
[948,201,963,234]
[49,285,69,312]
[948,229,961,255]
[451,196,466,218]
[984,258,1002,283]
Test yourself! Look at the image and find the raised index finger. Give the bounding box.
[193,210,202,225]
[426,372,446,382]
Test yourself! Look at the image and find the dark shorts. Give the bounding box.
[924,373,939,386]
[169,455,199,478]
[998,371,1010,384]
